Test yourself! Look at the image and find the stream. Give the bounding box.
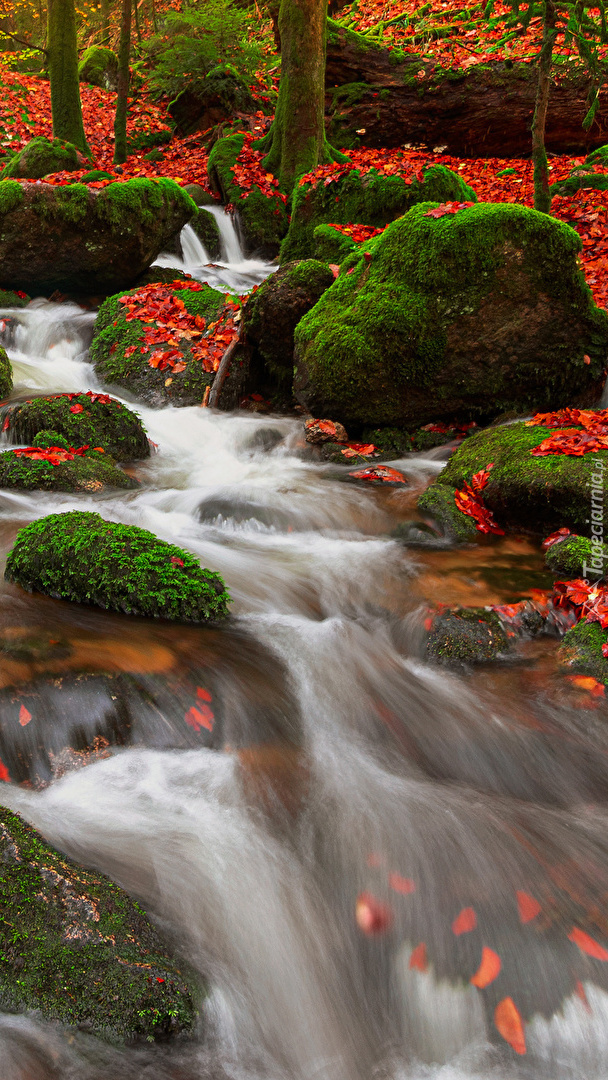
[0,214,607,1079]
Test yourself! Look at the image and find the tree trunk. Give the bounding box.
[47,0,89,154]
[256,0,347,193]
[133,0,141,43]
[531,0,557,211]
[100,0,110,44]
[113,0,131,165]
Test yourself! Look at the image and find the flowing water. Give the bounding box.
[0,221,607,1079]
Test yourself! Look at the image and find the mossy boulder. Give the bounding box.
[3,392,150,460]
[242,260,334,386]
[418,421,608,535]
[293,202,608,429]
[183,184,216,206]
[545,533,607,578]
[207,133,288,257]
[0,345,12,399]
[0,446,137,493]
[191,207,222,260]
[0,288,30,308]
[169,65,256,136]
[281,165,477,263]
[0,178,197,294]
[5,511,231,621]
[559,618,608,684]
[81,169,116,183]
[90,284,224,406]
[550,173,608,198]
[78,45,118,90]
[0,137,89,181]
[134,266,194,288]
[313,224,358,264]
[585,145,608,167]
[0,807,198,1041]
[417,481,479,542]
[426,607,510,664]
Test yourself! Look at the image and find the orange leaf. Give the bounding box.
[409,942,428,971]
[575,980,591,1011]
[196,687,212,702]
[18,704,31,727]
[470,946,502,988]
[185,705,214,734]
[569,927,608,960]
[452,907,477,935]
[389,872,416,895]
[567,675,605,696]
[516,890,541,924]
[355,891,393,935]
[0,758,10,782]
[495,998,526,1054]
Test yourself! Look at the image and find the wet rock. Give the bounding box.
[419,421,608,536]
[417,483,479,542]
[281,164,477,262]
[78,45,118,90]
[559,617,608,684]
[0,807,198,1041]
[426,607,511,665]
[294,203,608,429]
[198,494,291,529]
[0,137,89,181]
[169,66,256,136]
[0,445,137,493]
[133,266,194,288]
[0,345,12,399]
[0,288,30,308]
[182,184,216,206]
[5,511,231,622]
[545,533,603,578]
[191,207,222,260]
[243,261,335,388]
[207,133,288,257]
[3,392,150,460]
[392,519,454,549]
[305,417,349,444]
[0,178,197,294]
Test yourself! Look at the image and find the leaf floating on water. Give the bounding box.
[516,890,542,924]
[355,892,393,935]
[409,942,428,971]
[184,704,214,734]
[568,927,608,961]
[18,704,31,727]
[566,675,605,697]
[388,872,416,895]
[196,687,212,702]
[495,997,526,1054]
[470,946,501,988]
[452,907,477,935]
[0,759,10,782]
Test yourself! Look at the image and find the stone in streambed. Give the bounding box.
[559,618,608,685]
[294,203,608,429]
[5,511,231,622]
[0,807,198,1041]
[544,533,607,578]
[3,392,150,460]
[426,607,511,665]
[0,345,12,400]
[0,445,136,493]
[0,178,197,294]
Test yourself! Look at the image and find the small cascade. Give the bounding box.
[157,210,277,294]
[203,203,243,264]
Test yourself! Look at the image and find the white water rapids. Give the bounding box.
[0,219,607,1079]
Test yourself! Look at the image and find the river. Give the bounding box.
[0,214,606,1079]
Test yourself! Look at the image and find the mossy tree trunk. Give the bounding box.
[255,0,347,194]
[113,0,132,164]
[47,0,89,155]
[532,0,558,213]
[100,0,110,44]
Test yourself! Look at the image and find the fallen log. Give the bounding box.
[324,20,608,157]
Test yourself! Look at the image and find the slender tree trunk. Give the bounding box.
[256,0,347,194]
[532,0,558,212]
[113,0,131,164]
[133,0,141,43]
[47,0,89,154]
[150,0,157,33]
[100,0,110,44]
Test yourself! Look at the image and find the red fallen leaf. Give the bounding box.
[340,442,377,459]
[2,416,9,432]
[251,393,264,402]
[409,942,428,971]
[329,264,340,278]
[170,556,184,567]
[156,977,165,983]
[0,758,10,782]
[569,927,608,960]
[575,980,591,1011]
[389,872,416,894]
[542,527,572,549]
[516,890,542,924]
[197,687,212,702]
[424,201,475,219]
[69,403,84,414]
[452,907,477,935]
[454,475,504,535]
[124,345,138,358]
[349,466,406,484]
[184,704,214,733]
[356,891,393,934]
[470,946,502,988]
[495,997,526,1055]
[584,355,592,364]
[18,704,31,727]
[567,675,605,696]
[602,643,608,658]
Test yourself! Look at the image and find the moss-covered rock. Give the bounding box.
[80,169,116,183]
[550,173,608,197]
[191,207,222,260]
[0,178,197,294]
[207,133,288,257]
[5,511,231,622]
[242,260,334,386]
[0,807,198,1041]
[585,145,608,167]
[426,606,510,664]
[293,202,608,428]
[0,288,30,308]
[544,533,607,578]
[183,185,216,206]
[313,224,358,264]
[169,65,256,136]
[4,392,149,460]
[0,446,136,493]
[0,137,89,181]
[281,165,477,263]
[417,481,479,541]
[33,429,70,449]
[0,345,12,399]
[90,284,225,406]
[133,266,194,288]
[559,618,608,683]
[420,421,608,535]
[78,45,118,90]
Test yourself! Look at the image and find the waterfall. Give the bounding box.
[156,209,277,295]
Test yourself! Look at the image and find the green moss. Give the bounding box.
[33,429,70,449]
[32,182,90,226]
[327,82,373,110]
[80,170,116,182]
[0,345,12,399]
[559,618,608,684]
[0,288,29,308]
[126,129,172,154]
[550,173,608,197]
[93,178,197,232]
[5,393,149,461]
[0,447,136,492]
[5,510,231,622]
[293,202,608,427]
[0,179,24,216]
[0,137,85,180]
[207,133,288,255]
[78,45,118,89]
[585,145,608,166]
[281,164,477,262]
[0,806,198,1042]
[544,533,606,578]
[417,481,479,541]
[426,606,510,664]
[191,207,221,260]
[313,224,357,263]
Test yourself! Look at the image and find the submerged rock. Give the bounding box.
[3,392,150,460]
[0,137,89,181]
[293,203,608,428]
[0,807,198,1041]
[78,45,118,90]
[0,178,197,294]
[426,607,511,665]
[5,511,231,622]
[0,445,137,493]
